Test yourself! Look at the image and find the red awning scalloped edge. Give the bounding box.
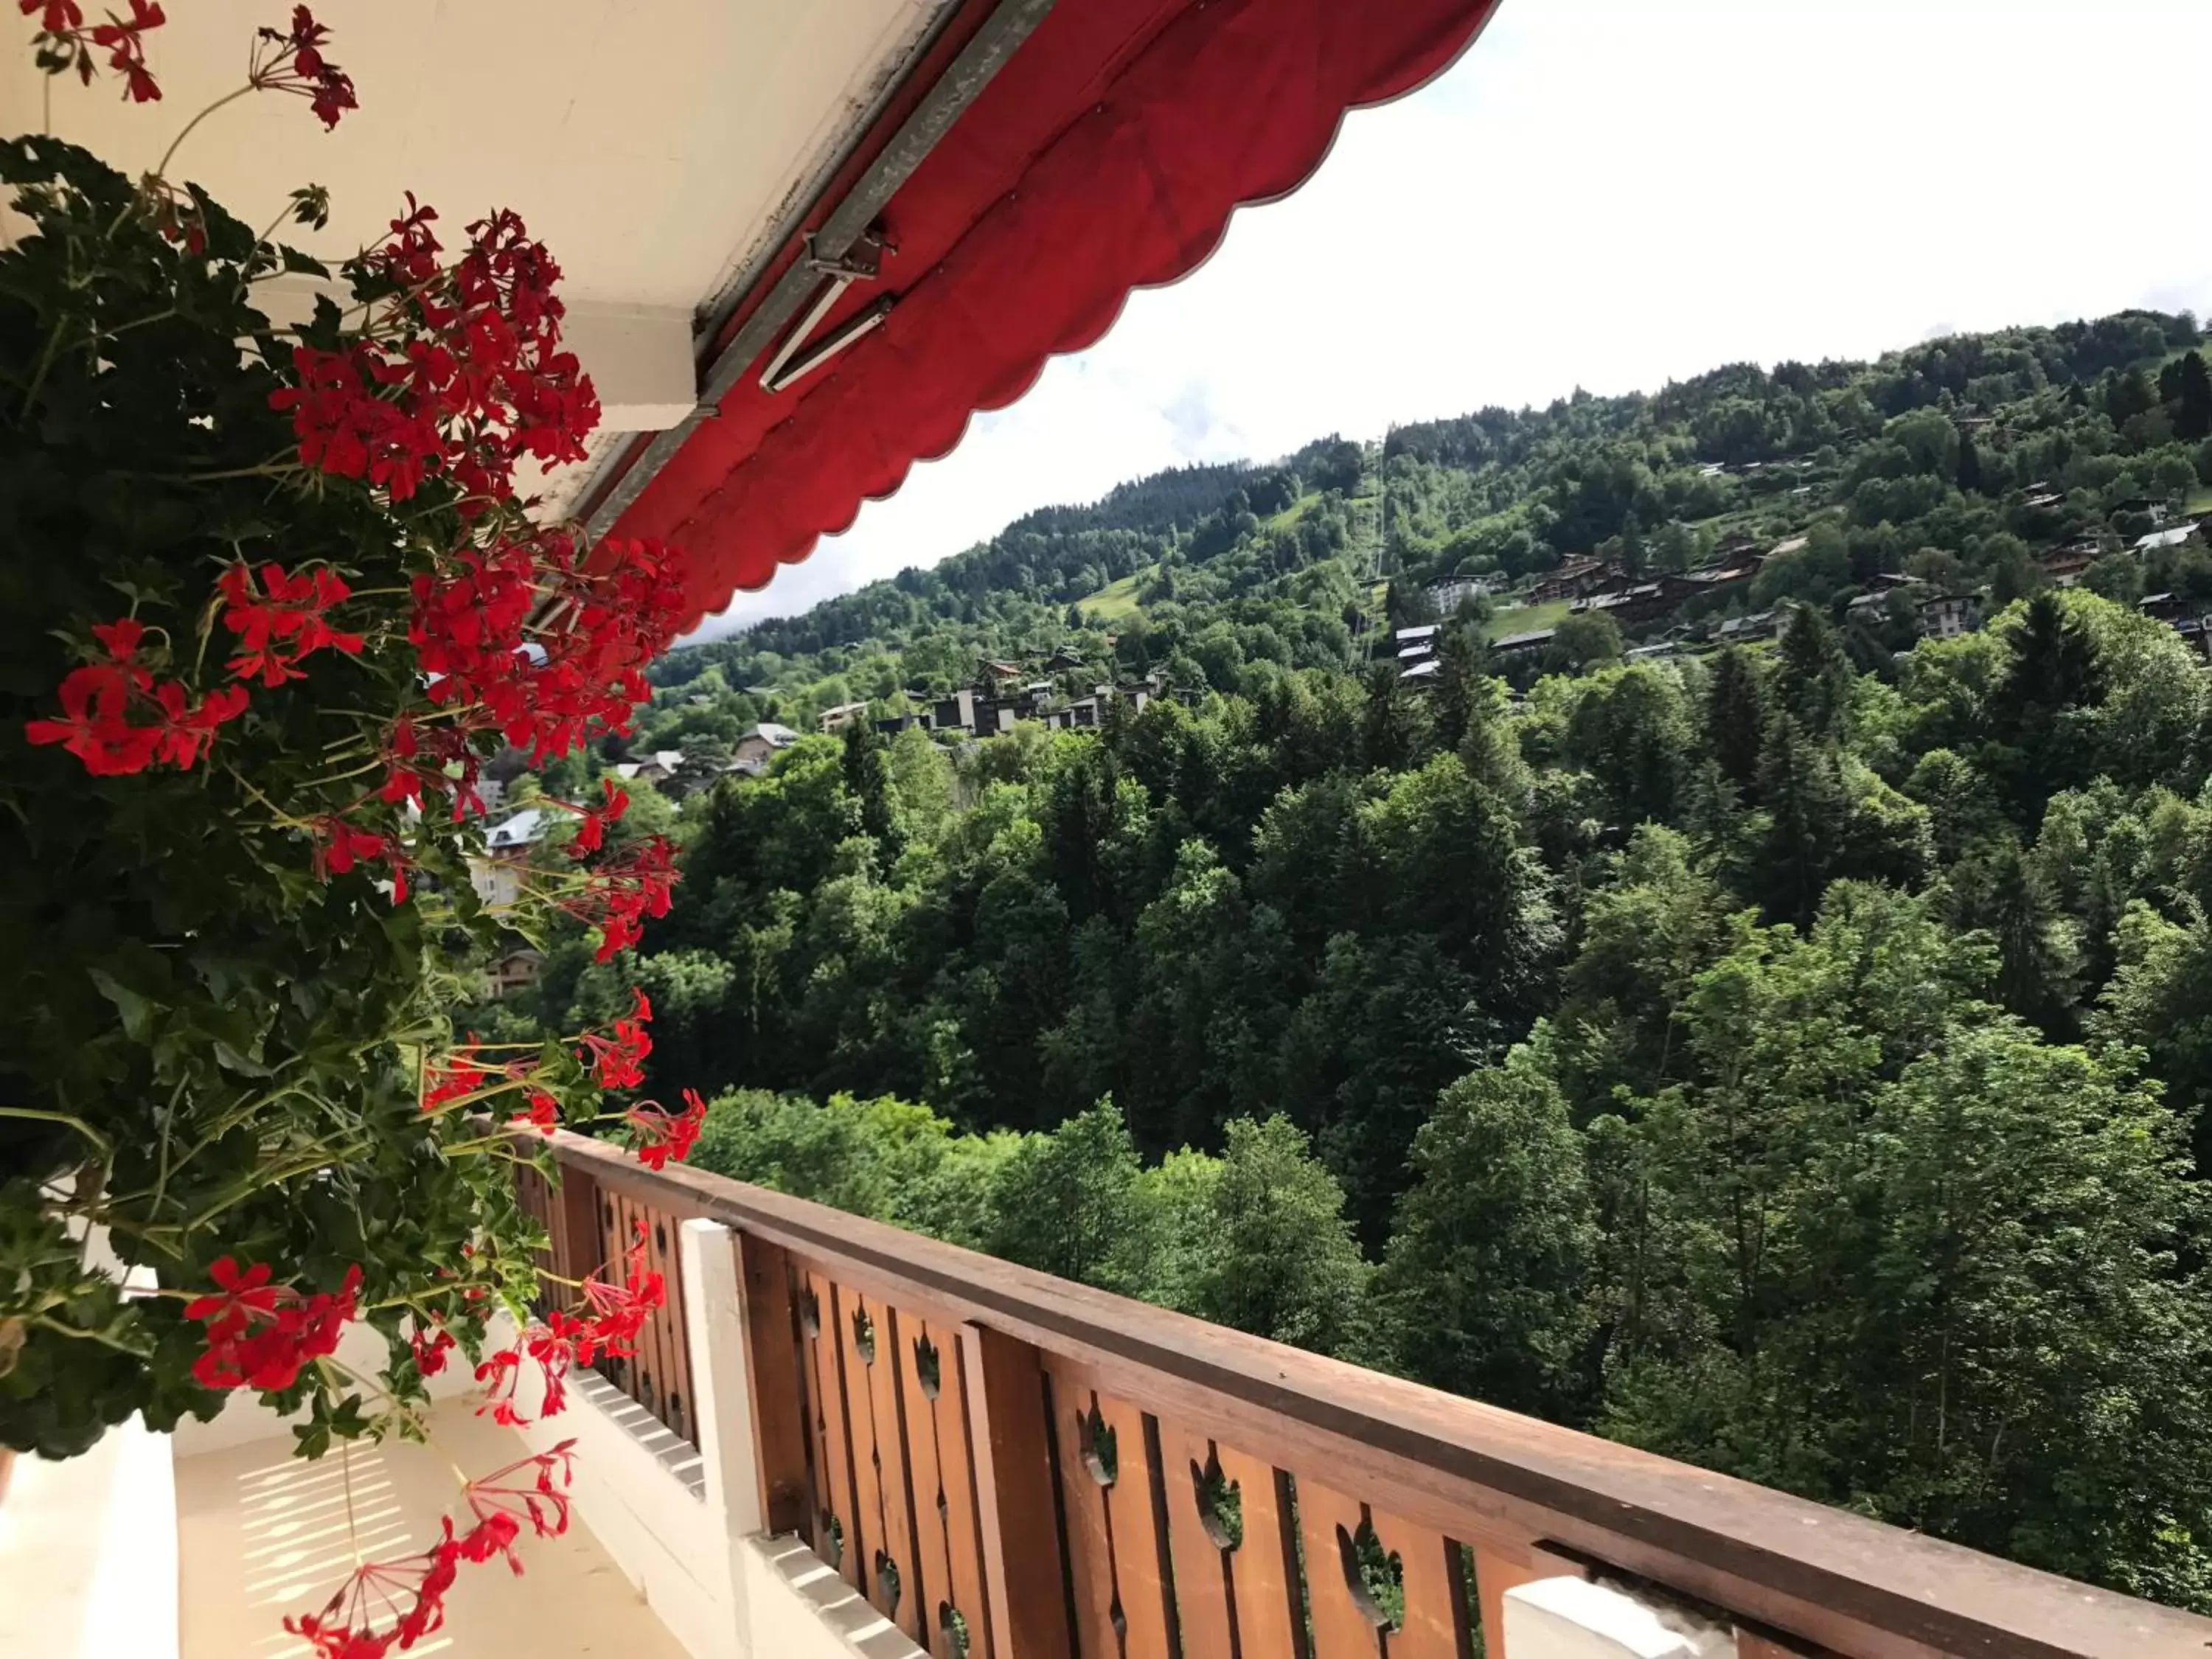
[611,0,1504,634]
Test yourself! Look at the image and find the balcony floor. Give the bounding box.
[176,1399,691,1659]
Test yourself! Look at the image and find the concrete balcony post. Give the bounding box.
[1503,1576,1735,1659]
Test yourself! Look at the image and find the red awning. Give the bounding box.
[609,0,1502,633]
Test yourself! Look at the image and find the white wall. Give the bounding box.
[0,1413,179,1659]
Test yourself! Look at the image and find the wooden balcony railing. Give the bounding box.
[518,1129,2212,1659]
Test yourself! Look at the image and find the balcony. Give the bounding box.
[7,1126,2211,1659]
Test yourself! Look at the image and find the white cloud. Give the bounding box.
[691,0,2212,638]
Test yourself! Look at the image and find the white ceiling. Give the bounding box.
[4,0,946,313]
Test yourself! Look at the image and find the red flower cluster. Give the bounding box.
[408,1319,456,1377]
[453,1441,577,1574]
[218,560,364,687]
[29,556,368,778]
[576,987,653,1090]
[551,778,630,858]
[251,4,355,128]
[308,813,406,900]
[476,1225,665,1426]
[25,619,249,776]
[185,1258,361,1391]
[573,1225,664,1361]
[275,200,599,512]
[406,532,687,775]
[284,1535,456,1658]
[21,0,164,102]
[558,834,680,962]
[285,1443,574,1656]
[511,1090,561,1135]
[625,1088,707,1172]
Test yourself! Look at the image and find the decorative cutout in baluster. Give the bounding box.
[852,1306,877,1366]
[900,1320,992,1659]
[1190,1447,1245,1551]
[800,1285,821,1339]
[1050,1381,1183,1659]
[821,1511,846,1570]
[1079,1399,1118,1486]
[1338,1517,1407,1633]
[875,1551,903,1620]
[936,1601,971,1659]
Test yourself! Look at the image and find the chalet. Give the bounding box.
[1427,574,1505,612]
[1768,534,1810,559]
[2023,490,2067,512]
[734,722,799,765]
[1918,594,1981,639]
[471,807,550,908]
[485,807,549,852]
[2136,522,2204,554]
[2040,546,2098,588]
[1492,627,1557,656]
[485,947,545,1002]
[1714,610,1783,644]
[1394,623,1439,666]
[2115,496,2174,527]
[1399,657,1441,682]
[1528,556,1608,603]
[1626,641,1682,662]
[2140,592,2196,622]
[925,686,991,734]
[1663,564,1753,604]
[1043,695,1105,731]
[872,713,927,736]
[1046,647,1087,672]
[817,702,869,734]
[1571,582,1670,629]
[612,749,687,786]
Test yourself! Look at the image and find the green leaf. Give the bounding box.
[278,245,328,279]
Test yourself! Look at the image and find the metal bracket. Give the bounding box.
[760,228,894,394]
[806,229,886,282]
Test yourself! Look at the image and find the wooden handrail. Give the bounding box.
[530,1128,2212,1659]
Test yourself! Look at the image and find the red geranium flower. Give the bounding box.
[285,1533,458,1658]
[575,987,652,1090]
[625,1087,706,1172]
[187,1260,361,1391]
[218,560,364,687]
[551,777,629,858]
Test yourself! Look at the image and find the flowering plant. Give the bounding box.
[0,11,706,1651]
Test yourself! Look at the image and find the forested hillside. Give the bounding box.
[492,308,2212,1610]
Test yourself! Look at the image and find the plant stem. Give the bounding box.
[151,83,257,186]
[0,1105,113,1157]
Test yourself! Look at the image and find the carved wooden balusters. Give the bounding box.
[774,1258,1000,1659]
[1037,1352,1552,1659]
[591,1187,695,1444]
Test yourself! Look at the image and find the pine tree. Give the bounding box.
[1947,841,2082,1037]
[1775,605,1856,740]
[1957,424,1983,493]
[1705,646,1767,789]
[1756,712,1849,927]
[2178,350,2212,442]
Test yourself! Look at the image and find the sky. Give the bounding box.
[691,0,2212,638]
